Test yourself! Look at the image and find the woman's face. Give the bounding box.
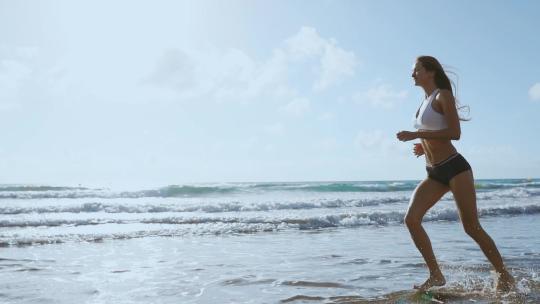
[411,61,433,86]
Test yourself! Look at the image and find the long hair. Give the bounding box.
[416,55,471,121]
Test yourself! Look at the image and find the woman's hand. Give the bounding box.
[396,131,418,142]
[413,143,424,157]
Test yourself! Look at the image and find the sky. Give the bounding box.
[1,0,539,189]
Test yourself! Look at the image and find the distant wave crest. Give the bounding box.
[1,179,539,199]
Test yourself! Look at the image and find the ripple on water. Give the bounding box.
[338,258,369,265]
[279,280,354,289]
[220,275,276,286]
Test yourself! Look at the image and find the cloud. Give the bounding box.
[142,26,359,103]
[462,144,517,159]
[529,82,540,101]
[353,84,408,109]
[354,129,409,156]
[141,49,195,91]
[0,46,38,109]
[278,97,311,116]
[354,130,386,150]
[0,45,68,110]
[142,46,286,103]
[317,111,335,121]
[284,26,358,91]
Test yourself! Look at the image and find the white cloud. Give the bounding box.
[0,45,40,61]
[355,84,409,109]
[354,130,386,150]
[278,97,311,116]
[0,46,38,109]
[316,41,357,90]
[354,129,409,156]
[142,26,358,104]
[317,111,335,121]
[353,84,408,109]
[285,26,357,91]
[141,49,195,91]
[529,82,540,101]
[284,26,326,58]
[462,144,517,159]
[460,144,525,177]
[142,46,287,104]
[0,45,68,110]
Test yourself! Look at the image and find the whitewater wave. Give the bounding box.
[1,186,539,215]
[0,197,409,215]
[2,204,539,247]
[2,204,538,229]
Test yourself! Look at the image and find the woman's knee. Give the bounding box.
[404,212,422,228]
[463,222,484,237]
[404,180,448,228]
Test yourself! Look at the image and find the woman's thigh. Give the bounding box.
[405,178,450,222]
[449,169,480,229]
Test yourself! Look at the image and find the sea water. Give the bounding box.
[0,179,539,303]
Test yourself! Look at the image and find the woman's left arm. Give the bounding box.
[416,90,461,140]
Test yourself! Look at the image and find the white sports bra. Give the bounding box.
[413,88,448,130]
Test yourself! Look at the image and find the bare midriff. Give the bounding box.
[419,129,458,167]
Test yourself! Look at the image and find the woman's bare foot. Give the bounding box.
[413,272,446,291]
[495,271,516,293]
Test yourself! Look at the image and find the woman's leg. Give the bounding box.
[448,169,516,292]
[404,177,450,289]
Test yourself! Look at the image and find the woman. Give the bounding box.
[396,56,515,292]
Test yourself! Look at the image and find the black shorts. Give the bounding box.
[426,153,472,186]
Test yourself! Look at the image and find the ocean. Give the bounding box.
[0,179,539,303]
